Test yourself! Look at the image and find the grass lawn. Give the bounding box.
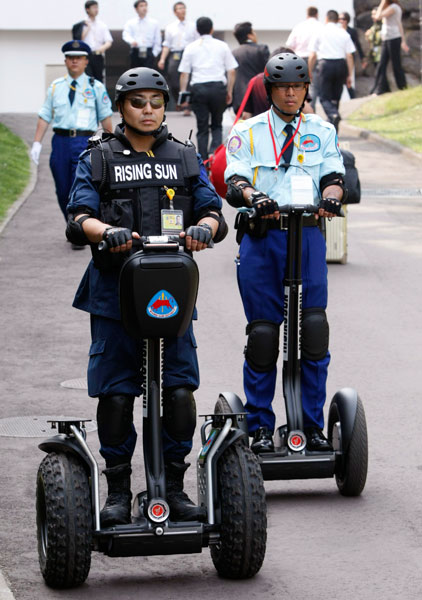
[347,86,422,153]
[0,122,31,223]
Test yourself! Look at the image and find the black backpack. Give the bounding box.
[72,20,85,40]
[341,149,361,204]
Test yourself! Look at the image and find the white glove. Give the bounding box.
[30,141,42,165]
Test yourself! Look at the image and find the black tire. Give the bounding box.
[210,443,267,579]
[36,452,92,588]
[328,396,368,497]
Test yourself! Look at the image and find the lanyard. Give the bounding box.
[267,111,302,170]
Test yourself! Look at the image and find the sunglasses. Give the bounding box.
[127,96,165,109]
[273,83,306,92]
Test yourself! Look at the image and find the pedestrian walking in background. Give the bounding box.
[339,11,367,98]
[30,40,112,234]
[158,2,198,110]
[123,0,161,69]
[81,1,113,82]
[371,0,408,95]
[308,10,355,132]
[286,6,323,109]
[231,22,269,114]
[365,9,382,72]
[178,17,238,161]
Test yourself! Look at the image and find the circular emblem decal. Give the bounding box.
[102,91,110,104]
[148,499,169,523]
[300,134,320,152]
[227,135,242,154]
[288,430,306,452]
[83,88,94,99]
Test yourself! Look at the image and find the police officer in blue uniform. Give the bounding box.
[224,53,346,454]
[31,40,113,224]
[66,67,227,526]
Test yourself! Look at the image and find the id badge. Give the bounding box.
[291,175,314,205]
[161,209,184,235]
[76,109,91,129]
[139,46,147,58]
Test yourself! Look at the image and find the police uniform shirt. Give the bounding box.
[122,15,162,57]
[309,22,356,59]
[224,109,345,205]
[162,19,198,52]
[67,150,222,319]
[178,35,238,85]
[82,18,113,53]
[38,73,113,131]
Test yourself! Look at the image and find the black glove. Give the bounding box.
[185,223,213,245]
[318,197,344,216]
[102,227,132,248]
[250,191,279,217]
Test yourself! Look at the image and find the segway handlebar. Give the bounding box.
[98,234,183,252]
[238,203,344,218]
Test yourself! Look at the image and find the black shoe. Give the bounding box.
[305,427,333,452]
[71,243,85,250]
[100,463,132,527]
[251,427,274,454]
[165,461,207,522]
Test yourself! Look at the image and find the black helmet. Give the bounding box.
[115,67,170,104]
[263,53,310,93]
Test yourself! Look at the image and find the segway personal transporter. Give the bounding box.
[239,204,368,496]
[36,235,266,588]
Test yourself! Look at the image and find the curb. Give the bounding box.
[0,145,38,237]
[0,570,16,599]
[342,120,422,165]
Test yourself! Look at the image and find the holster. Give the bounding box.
[234,212,269,244]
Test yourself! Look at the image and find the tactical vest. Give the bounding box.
[89,130,200,270]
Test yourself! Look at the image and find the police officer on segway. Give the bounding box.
[66,67,227,527]
[224,53,346,455]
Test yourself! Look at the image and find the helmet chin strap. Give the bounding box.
[272,99,302,119]
[120,104,167,138]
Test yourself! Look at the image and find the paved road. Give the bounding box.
[0,110,421,600]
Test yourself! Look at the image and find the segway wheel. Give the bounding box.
[211,439,266,578]
[36,452,92,588]
[328,395,368,497]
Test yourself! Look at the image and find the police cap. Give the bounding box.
[61,40,91,56]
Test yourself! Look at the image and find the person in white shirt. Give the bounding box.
[286,6,323,108]
[308,10,355,132]
[81,1,113,82]
[122,0,162,69]
[178,17,238,160]
[158,2,198,107]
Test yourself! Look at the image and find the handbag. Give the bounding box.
[207,76,258,198]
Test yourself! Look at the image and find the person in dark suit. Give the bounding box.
[231,22,269,114]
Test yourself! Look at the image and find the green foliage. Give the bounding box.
[348,86,422,153]
[0,123,31,222]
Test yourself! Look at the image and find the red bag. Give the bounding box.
[207,77,257,198]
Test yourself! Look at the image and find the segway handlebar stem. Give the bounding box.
[98,235,183,252]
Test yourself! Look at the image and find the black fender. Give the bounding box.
[218,392,249,439]
[328,387,359,454]
[39,435,94,478]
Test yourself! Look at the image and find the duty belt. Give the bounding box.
[53,128,95,137]
[267,214,319,230]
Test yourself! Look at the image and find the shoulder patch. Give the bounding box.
[102,91,110,104]
[227,135,242,154]
[300,134,321,152]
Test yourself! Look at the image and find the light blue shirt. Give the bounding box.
[38,73,113,131]
[225,109,344,204]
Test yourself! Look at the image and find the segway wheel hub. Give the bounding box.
[148,498,170,523]
[288,430,306,452]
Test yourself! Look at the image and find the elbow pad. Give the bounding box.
[65,214,92,246]
[320,172,348,203]
[226,176,253,208]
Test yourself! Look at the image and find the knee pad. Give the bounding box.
[97,394,135,447]
[163,387,196,442]
[301,308,329,361]
[244,320,280,372]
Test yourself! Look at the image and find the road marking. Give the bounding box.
[0,571,15,599]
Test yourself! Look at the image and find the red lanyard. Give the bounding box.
[267,111,302,170]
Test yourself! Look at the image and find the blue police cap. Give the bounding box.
[61,40,91,56]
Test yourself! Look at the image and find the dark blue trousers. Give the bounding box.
[237,228,330,433]
[50,134,89,219]
[88,314,200,463]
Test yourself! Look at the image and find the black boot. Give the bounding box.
[165,461,206,522]
[100,463,132,527]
